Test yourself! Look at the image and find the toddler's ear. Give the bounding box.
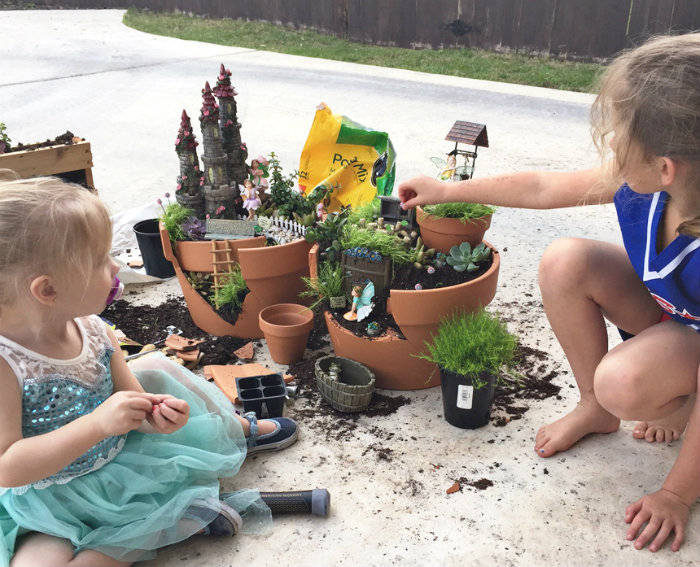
[29,275,57,305]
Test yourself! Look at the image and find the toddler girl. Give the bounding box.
[399,33,700,553]
[0,176,298,566]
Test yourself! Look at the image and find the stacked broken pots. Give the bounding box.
[311,206,499,390]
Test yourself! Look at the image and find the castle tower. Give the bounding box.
[200,81,236,217]
[213,64,247,185]
[174,110,205,217]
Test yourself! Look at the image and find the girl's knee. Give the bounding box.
[594,355,647,419]
[538,238,592,290]
[10,533,73,567]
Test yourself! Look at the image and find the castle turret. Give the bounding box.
[213,64,247,185]
[200,81,236,217]
[174,110,205,217]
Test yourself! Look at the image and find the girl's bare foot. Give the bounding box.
[632,394,695,443]
[534,400,620,458]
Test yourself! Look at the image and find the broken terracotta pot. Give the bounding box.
[259,303,314,365]
[416,206,492,253]
[160,223,311,338]
[310,243,500,390]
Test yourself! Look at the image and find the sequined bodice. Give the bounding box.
[0,316,125,493]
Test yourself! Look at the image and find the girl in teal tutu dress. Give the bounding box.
[0,176,298,566]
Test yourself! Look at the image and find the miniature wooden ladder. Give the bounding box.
[210,240,237,292]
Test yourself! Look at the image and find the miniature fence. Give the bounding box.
[253,214,308,237]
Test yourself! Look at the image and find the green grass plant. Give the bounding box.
[212,267,248,310]
[123,9,601,92]
[423,202,495,222]
[300,261,345,310]
[160,202,192,242]
[347,199,380,224]
[340,225,414,265]
[417,309,517,388]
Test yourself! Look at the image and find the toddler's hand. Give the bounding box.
[397,175,447,210]
[92,391,157,437]
[625,488,690,552]
[146,394,190,434]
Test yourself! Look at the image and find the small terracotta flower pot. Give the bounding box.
[416,206,492,253]
[259,303,314,364]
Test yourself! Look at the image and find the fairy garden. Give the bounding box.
[153,66,507,419]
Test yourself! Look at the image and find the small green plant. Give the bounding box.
[423,202,495,222]
[267,151,315,220]
[212,267,248,310]
[159,200,193,242]
[347,199,380,224]
[446,242,491,272]
[300,261,345,310]
[417,309,517,388]
[340,225,414,265]
[305,209,350,262]
[186,271,210,291]
[0,122,11,154]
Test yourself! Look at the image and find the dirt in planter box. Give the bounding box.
[8,131,79,153]
[326,256,493,340]
[101,297,245,366]
[391,257,492,291]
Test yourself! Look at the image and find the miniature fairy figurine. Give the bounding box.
[241,179,261,219]
[439,151,458,181]
[249,156,270,190]
[344,281,375,322]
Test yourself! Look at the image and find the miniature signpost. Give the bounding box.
[204,218,258,240]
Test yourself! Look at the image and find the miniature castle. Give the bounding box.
[175,64,248,218]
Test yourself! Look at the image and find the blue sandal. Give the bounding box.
[243,411,298,454]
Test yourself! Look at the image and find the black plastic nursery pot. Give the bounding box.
[133,219,176,278]
[440,367,496,429]
[235,374,286,418]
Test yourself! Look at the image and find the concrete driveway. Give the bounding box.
[1,9,697,566]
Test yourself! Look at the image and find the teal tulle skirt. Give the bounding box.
[0,354,271,565]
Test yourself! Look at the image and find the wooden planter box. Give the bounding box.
[0,141,95,190]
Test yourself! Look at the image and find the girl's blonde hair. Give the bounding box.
[591,33,700,236]
[0,172,112,306]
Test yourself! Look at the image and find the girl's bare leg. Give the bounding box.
[11,533,131,567]
[595,321,700,430]
[535,238,664,457]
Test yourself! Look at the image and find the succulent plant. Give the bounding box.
[446,242,491,272]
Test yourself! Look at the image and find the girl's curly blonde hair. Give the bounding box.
[0,171,112,306]
[591,33,700,235]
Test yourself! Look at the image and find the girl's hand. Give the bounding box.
[92,390,157,437]
[397,175,448,209]
[146,394,190,434]
[625,488,691,552]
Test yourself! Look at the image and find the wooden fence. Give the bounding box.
[31,0,700,59]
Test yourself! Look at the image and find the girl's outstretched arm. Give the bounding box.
[0,357,155,487]
[625,374,700,552]
[398,165,617,211]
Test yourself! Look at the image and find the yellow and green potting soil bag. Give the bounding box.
[298,103,396,212]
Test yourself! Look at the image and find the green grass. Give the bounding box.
[417,309,517,387]
[300,261,345,310]
[340,225,414,265]
[123,9,602,92]
[212,266,248,310]
[160,202,192,242]
[347,199,380,225]
[423,202,495,222]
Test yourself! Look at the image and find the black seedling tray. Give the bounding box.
[235,374,286,418]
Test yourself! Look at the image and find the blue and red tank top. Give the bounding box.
[614,183,700,331]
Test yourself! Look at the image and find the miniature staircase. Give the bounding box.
[210,240,237,291]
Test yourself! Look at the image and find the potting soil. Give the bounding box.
[8,130,78,152]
